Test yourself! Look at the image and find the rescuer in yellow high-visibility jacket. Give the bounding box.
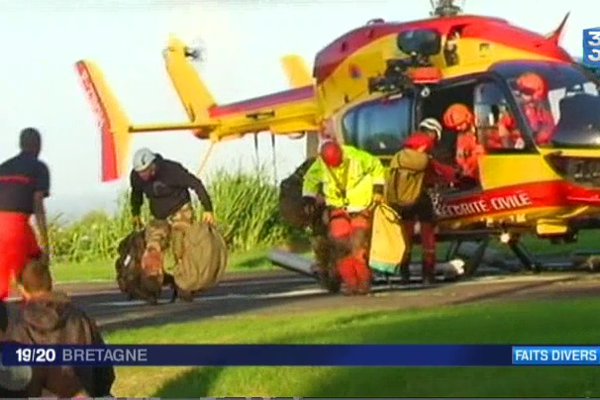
[302,140,385,295]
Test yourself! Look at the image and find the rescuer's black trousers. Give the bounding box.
[394,193,436,283]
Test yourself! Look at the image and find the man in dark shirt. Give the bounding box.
[129,148,214,301]
[0,128,50,301]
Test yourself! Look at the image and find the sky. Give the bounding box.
[0,0,595,221]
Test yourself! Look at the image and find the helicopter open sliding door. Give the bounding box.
[340,94,414,165]
[416,77,480,193]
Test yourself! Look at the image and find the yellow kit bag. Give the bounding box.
[369,203,406,274]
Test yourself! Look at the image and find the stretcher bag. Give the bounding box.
[115,230,166,304]
[279,158,316,228]
[175,221,229,294]
[368,204,406,274]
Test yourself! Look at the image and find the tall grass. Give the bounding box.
[48,167,303,263]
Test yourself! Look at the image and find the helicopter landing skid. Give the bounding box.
[507,239,543,273]
[443,234,553,276]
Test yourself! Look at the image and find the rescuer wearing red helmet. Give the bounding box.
[443,103,484,185]
[392,118,459,285]
[514,71,555,145]
[302,140,385,295]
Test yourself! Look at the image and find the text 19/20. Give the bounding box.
[15,347,56,363]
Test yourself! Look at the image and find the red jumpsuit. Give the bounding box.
[487,113,524,149]
[523,102,555,145]
[456,132,484,180]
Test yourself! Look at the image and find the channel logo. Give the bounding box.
[583,27,600,67]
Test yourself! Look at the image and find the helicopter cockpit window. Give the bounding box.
[474,81,527,151]
[341,96,412,156]
[495,62,600,148]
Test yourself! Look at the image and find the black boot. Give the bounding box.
[177,286,194,302]
[422,264,436,285]
[399,264,411,285]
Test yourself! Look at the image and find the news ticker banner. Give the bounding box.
[2,344,600,366]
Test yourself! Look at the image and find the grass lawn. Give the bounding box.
[105,297,600,398]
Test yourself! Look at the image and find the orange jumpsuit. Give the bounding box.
[328,209,373,294]
[455,132,484,180]
[523,102,555,145]
[487,112,524,149]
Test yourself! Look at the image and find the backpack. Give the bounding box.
[279,157,316,228]
[115,230,168,304]
[385,148,430,207]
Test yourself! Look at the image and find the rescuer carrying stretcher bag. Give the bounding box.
[302,140,386,296]
[115,147,228,304]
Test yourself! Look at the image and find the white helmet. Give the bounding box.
[132,148,156,172]
[419,118,442,140]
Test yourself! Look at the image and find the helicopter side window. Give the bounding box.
[341,96,412,156]
[474,81,529,152]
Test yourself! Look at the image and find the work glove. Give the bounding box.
[514,138,525,149]
[202,212,215,226]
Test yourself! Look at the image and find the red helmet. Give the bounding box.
[320,140,343,167]
[443,103,474,129]
[515,72,547,100]
[405,132,435,152]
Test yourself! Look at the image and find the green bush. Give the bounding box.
[48,167,304,263]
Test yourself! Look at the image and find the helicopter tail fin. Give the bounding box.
[74,60,132,182]
[545,12,570,45]
[163,34,217,133]
[280,54,313,87]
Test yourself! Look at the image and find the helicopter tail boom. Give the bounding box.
[75,35,321,183]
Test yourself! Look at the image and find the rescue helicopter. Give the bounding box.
[74,0,600,291]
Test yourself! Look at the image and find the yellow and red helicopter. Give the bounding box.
[74,0,600,287]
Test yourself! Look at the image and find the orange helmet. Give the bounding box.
[515,72,547,100]
[443,103,474,129]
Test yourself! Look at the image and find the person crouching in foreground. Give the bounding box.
[302,140,385,295]
[392,118,458,285]
[3,258,115,398]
